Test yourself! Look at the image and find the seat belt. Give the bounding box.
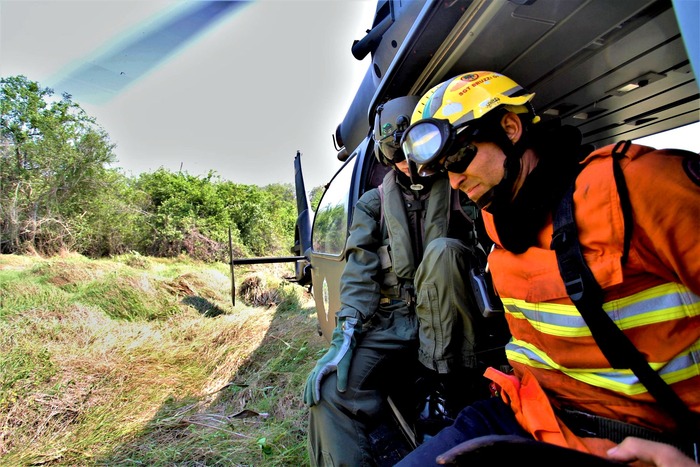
[550,143,699,457]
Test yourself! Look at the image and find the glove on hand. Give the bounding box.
[303,317,359,407]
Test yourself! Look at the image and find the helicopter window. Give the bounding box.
[312,157,355,255]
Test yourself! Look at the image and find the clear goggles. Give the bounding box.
[400,118,479,176]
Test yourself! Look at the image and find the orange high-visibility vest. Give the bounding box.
[482,143,700,454]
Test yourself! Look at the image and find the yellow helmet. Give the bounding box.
[411,71,537,126]
[402,72,539,177]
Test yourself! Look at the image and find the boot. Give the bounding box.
[412,366,491,444]
[445,366,491,412]
[412,369,456,443]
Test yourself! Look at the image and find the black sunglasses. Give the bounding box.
[443,143,479,174]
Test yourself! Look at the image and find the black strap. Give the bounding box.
[610,141,634,264]
[557,407,695,454]
[550,154,699,439]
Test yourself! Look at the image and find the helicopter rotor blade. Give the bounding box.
[50,1,248,104]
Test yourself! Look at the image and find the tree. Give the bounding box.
[309,185,326,212]
[0,75,117,254]
[135,169,232,260]
[135,171,297,260]
[71,169,151,257]
[217,182,296,257]
[0,75,299,259]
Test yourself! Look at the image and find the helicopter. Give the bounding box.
[230,0,699,462]
[290,0,699,341]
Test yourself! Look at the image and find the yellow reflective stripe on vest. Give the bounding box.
[502,282,700,338]
[503,282,700,396]
[506,338,700,396]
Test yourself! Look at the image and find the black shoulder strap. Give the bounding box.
[610,140,634,264]
[550,148,699,438]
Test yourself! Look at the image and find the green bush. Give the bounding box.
[1,75,316,260]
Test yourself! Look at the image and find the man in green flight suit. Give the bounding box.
[304,96,506,466]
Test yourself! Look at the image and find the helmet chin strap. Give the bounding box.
[476,187,496,210]
[406,160,425,191]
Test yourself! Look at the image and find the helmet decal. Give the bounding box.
[453,72,494,96]
[480,96,501,113]
[449,75,473,94]
[381,122,394,137]
[441,102,464,118]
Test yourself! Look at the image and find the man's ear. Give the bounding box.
[500,112,523,143]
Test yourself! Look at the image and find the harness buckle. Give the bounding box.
[401,283,416,306]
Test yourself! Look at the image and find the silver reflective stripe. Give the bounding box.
[502,282,700,338]
[503,283,700,395]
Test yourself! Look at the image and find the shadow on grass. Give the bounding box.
[181,296,226,317]
[94,288,327,466]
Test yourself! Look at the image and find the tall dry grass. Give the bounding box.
[0,253,326,466]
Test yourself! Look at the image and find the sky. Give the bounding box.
[0,0,377,189]
[0,1,698,190]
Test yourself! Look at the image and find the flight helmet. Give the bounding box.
[373,95,420,166]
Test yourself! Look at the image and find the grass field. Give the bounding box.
[0,252,326,466]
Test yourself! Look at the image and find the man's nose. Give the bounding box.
[448,171,463,190]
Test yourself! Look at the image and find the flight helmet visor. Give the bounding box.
[373,95,420,164]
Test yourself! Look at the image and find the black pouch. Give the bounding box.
[469,267,503,318]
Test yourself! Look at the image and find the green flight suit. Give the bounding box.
[308,171,483,467]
